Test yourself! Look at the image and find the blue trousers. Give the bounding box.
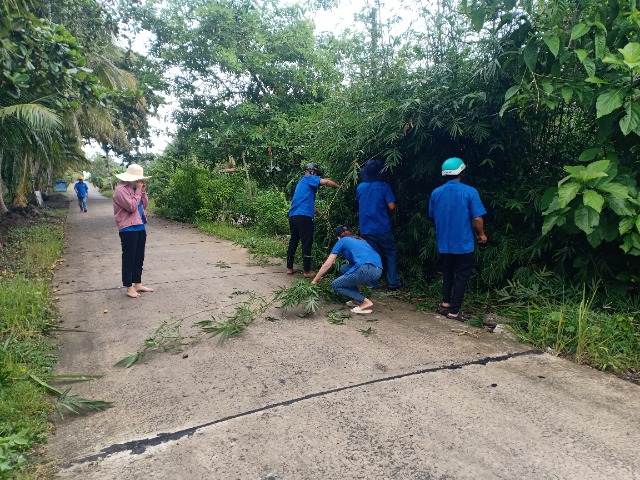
[77,197,87,211]
[362,232,400,288]
[331,263,382,302]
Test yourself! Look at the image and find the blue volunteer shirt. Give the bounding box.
[428,180,486,254]
[289,174,321,218]
[357,181,395,234]
[74,182,89,198]
[120,190,146,232]
[331,237,382,275]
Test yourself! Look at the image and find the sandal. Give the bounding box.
[345,300,359,307]
[351,306,373,314]
[447,311,465,322]
[435,303,450,315]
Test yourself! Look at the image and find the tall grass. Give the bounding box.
[0,216,65,478]
[500,280,640,375]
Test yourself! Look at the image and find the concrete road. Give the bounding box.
[48,188,640,479]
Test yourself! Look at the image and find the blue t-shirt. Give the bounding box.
[428,180,486,254]
[120,191,146,232]
[74,182,89,198]
[357,181,395,234]
[289,174,322,218]
[331,236,382,275]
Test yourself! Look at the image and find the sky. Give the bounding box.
[84,0,393,160]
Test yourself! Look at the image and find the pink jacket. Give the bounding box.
[113,182,148,230]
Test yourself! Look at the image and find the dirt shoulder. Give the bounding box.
[48,189,640,479]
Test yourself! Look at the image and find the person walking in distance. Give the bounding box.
[356,159,400,290]
[287,163,340,277]
[112,164,154,299]
[74,176,89,212]
[429,157,487,321]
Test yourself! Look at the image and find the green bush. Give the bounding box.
[153,164,209,222]
[252,189,290,235]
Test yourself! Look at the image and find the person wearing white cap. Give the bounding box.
[112,164,154,298]
[428,157,487,321]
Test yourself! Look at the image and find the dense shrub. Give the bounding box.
[251,189,290,235]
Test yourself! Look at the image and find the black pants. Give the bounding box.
[441,252,474,314]
[287,215,314,272]
[119,230,147,287]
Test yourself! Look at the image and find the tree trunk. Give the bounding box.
[12,153,30,207]
[0,152,8,214]
[241,151,253,200]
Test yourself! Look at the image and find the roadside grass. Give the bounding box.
[195,219,288,263]
[99,189,114,198]
[497,278,640,380]
[0,214,64,478]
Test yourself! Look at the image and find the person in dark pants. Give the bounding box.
[428,157,487,321]
[112,164,154,299]
[356,159,400,290]
[74,176,89,212]
[311,225,382,314]
[286,163,340,277]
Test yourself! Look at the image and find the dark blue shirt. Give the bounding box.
[429,180,486,254]
[331,237,382,275]
[74,182,89,198]
[289,174,321,217]
[357,181,395,234]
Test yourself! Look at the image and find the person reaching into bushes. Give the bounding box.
[287,163,340,277]
[356,159,401,291]
[428,157,487,321]
[112,164,154,299]
[311,225,383,314]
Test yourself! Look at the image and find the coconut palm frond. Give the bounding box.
[0,103,62,132]
[88,52,137,90]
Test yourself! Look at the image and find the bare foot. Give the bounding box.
[359,298,374,310]
[303,270,315,278]
[134,284,154,292]
[286,268,296,275]
[126,287,141,298]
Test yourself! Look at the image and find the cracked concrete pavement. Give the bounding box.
[47,185,640,479]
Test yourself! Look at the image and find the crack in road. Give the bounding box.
[59,349,543,469]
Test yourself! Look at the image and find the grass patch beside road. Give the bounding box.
[0,213,65,478]
[195,219,288,264]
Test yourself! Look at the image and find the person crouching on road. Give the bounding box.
[287,162,340,277]
[311,225,382,314]
[112,164,154,299]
